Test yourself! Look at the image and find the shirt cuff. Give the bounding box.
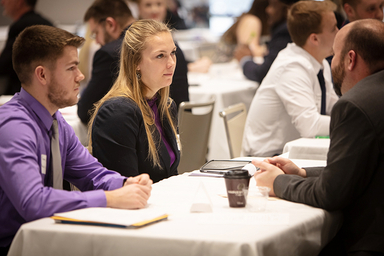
[108,176,126,190]
[273,174,304,198]
[273,174,287,198]
[83,190,107,207]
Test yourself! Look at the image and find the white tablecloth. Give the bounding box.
[188,61,259,160]
[8,158,341,256]
[283,138,330,160]
[0,95,12,105]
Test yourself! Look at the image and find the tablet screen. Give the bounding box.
[200,160,251,173]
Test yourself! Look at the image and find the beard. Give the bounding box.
[48,77,79,109]
[103,29,114,45]
[331,59,345,97]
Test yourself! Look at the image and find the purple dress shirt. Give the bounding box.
[0,89,125,247]
[147,97,176,166]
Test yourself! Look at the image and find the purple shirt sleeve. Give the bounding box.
[0,90,126,247]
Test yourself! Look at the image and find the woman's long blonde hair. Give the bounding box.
[88,19,178,168]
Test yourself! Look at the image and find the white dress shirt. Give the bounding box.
[242,43,339,157]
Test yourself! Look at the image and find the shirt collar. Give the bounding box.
[19,10,35,19]
[146,95,158,108]
[19,88,54,132]
[288,43,323,73]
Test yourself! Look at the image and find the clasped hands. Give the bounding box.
[234,44,268,62]
[105,174,152,210]
[252,157,306,197]
[234,44,253,62]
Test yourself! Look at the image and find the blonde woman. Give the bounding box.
[137,0,191,104]
[89,19,179,183]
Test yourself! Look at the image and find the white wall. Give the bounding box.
[36,0,94,25]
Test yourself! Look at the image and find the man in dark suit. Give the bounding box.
[77,0,135,125]
[0,0,52,95]
[234,0,296,83]
[252,19,384,255]
[78,0,189,125]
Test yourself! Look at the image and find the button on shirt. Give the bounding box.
[0,89,125,247]
[242,43,339,157]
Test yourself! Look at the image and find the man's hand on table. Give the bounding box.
[125,173,152,187]
[106,174,152,209]
[265,157,307,177]
[252,157,307,197]
[252,159,283,197]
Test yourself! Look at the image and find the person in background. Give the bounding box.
[89,19,180,183]
[342,0,383,24]
[221,0,269,60]
[234,0,295,83]
[253,19,384,255]
[0,25,152,256]
[77,24,94,85]
[77,0,135,125]
[325,0,381,66]
[331,0,347,28]
[165,0,187,30]
[137,0,190,106]
[242,0,339,157]
[0,0,52,96]
[138,0,186,29]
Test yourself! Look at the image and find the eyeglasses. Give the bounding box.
[90,18,106,40]
[90,32,97,40]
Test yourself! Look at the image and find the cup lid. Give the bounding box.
[224,169,251,179]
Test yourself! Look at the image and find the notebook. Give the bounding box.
[51,207,168,229]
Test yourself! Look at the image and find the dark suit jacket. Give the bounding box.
[77,29,124,124]
[170,43,189,109]
[242,22,292,83]
[91,97,180,183]
[77,27,189,124]
[0,11,52,95]
[274,70,384,253]
[165,9,187,30]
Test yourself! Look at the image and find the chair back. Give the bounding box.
[178,99,215,174]
[219,103,247,158]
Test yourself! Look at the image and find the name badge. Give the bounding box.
[41,154,47,174]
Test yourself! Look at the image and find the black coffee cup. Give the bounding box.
[224,169,251,207]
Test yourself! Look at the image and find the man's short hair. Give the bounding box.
[343,19,384,74]
[287,0,337,47]
[12,25,85,85]
[341,0,360,8]
[84,0,133,28]
[25,0,38,8]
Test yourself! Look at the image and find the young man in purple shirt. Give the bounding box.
[0,25,152,254]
